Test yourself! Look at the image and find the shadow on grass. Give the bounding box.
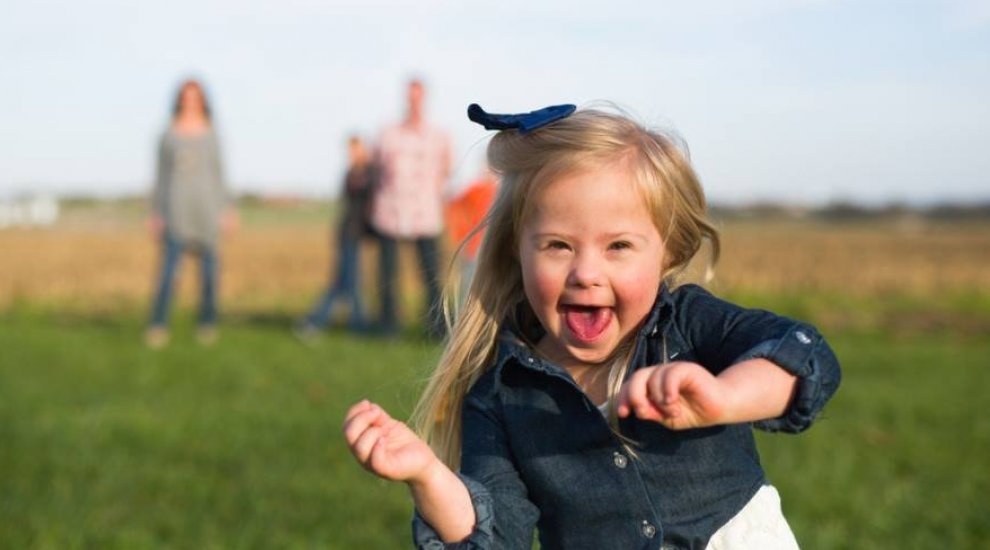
[4,306,444,348]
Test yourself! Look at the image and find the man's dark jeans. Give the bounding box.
[377,234,444,338]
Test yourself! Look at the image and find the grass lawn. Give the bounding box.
[1,310,988,549]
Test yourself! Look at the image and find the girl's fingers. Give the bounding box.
[368,435,394,475]
[350,424,385,465]
[659,403,681,420]
[343,399,373,425]
[618,369,648,417]
[645,365,691,422]
[634,368,668,420]
[659,365,687,407]
[343,404,384,446]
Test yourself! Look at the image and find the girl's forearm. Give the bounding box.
[717,358,798,424]
[407,459,476,542]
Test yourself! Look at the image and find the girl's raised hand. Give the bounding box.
[616,362,730,430]
[342,400,439,483]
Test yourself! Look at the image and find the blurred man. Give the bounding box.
[370,79,452,337]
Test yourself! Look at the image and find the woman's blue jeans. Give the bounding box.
[305,232,366,329]
[149,233,218,328]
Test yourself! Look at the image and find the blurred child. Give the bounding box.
[297,135,377,337]
[146,78,236,348]
[343,104,841,549]
[444,164,497,299]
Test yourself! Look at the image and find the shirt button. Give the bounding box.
[641,520,656,538]
[612,451,628,469]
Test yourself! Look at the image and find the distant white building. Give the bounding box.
[0,195,60,228]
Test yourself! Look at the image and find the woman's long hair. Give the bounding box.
[171,79,213,122]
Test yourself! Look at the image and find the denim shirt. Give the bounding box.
[413,284,841,550]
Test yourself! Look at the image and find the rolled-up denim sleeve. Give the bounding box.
[676,285,842,433]
[734,323,842,433]
[410,392,539,549]
[411,474,494,549]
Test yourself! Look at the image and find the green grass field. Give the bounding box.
[1,306,988,549]
[2,207,989,548]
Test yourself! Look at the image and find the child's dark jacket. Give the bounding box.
[414,284,841,550]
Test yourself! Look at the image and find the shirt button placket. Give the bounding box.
[641,520,657,539]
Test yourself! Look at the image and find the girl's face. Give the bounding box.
[518,163,665,368]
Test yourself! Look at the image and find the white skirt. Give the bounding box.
[704,485,799,549]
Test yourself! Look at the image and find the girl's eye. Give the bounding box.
[546,240,570,251]
[609,241,632,251]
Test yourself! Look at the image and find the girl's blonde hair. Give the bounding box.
[411,107,720,468]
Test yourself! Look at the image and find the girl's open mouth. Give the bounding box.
[562,305,613,343]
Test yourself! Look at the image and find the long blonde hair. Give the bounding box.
[411,107,720,468]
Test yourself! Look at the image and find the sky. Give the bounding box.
[2,0,989,205]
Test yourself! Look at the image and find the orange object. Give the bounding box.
[446,176,497,259]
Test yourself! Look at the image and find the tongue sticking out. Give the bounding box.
[564,306,613,342]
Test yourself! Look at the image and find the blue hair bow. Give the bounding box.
[467,103,576,134]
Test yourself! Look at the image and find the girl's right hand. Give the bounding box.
[345,401,477,542]
[342,400,439,484]
[616,362,729,430]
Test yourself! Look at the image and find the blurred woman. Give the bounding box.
[146,78,236,348]
[297,135,377,338]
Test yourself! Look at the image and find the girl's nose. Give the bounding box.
[566,253,605,288]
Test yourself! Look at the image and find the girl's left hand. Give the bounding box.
[616,362,730,430]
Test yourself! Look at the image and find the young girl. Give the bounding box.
[147,78,236,348]
[343,104,841,549]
